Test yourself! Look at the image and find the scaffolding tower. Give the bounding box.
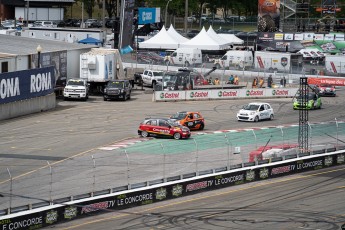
[280,0,311,32]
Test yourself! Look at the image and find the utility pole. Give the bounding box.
[184,0,188,35]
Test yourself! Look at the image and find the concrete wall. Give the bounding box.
[0,94,56,121]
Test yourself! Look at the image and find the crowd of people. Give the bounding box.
[252,75,286,88]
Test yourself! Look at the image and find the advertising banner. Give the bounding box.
[307,77,345,86]
[0,66,55,105]
[258,0,280,32]
[155,91,185,101]
[138,8,161,25]
[31,51,67,88]
[121,0,135,49]
[185,90,211,100]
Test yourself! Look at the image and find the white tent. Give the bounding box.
[207,26,232,46]
[180,27,229,50]
[218,34,244,45]
[167,25,189,43]
[139,25,179,49]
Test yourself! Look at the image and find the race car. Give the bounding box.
[316,83,336,97]
[138,118,191,140]
[170,111,205,130]
[237,102,274,122]
[293,92,322,110]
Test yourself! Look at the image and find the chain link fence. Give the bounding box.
[0,120,344,214]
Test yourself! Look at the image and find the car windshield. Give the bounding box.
[163,74,178,82]
[108,81,124,88]
[320,84,332,87]
[67,80,84,86]
[153,71,164,76]
[171,112,187,120]
[243,104,260,110]
[297,93,316,100]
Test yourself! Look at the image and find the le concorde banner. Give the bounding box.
[0,66,55,105]
[0,152,344,229]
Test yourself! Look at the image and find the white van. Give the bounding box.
[165,48,202,67]
[214,50,253,69]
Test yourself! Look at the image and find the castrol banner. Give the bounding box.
[307,77,345,86]
[154,88,298,101]
[156,91,184,101]
[186,90,211,100]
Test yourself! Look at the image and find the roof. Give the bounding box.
[78,37,102,45]
[167,25,189,43]
[0,34,97,56]
[139,25,179,49]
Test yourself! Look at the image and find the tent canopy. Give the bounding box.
[167,25,189,43]
[180,27,229,50]
[207,26,232,45]
[78,37,102,45]
[218,34,244,45]
[139,25,179,49]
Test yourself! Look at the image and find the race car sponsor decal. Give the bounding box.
[152,128,170,133]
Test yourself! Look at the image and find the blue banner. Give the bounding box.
[0,66,55,105]
[138,8,159,25]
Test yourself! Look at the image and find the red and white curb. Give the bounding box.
[98,121,344,150]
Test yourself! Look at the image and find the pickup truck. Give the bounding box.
[103,79,132,101]
[63,79,89,101]
[141,70,164,88]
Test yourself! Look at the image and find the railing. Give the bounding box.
[0,120,344,215]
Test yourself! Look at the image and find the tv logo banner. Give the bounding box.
[138,8,161,25]
[0,66,55,105]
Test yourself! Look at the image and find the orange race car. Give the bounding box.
[170,111,205,130]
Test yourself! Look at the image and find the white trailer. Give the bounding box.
[165,48,202,66]
[214,50,253,69]
[15,7,64,22]
[80,48,127,94]
[325,55,345,74]
[254,51,303,73]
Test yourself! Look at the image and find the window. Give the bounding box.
[1,62,8,73]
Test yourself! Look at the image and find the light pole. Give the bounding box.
[165,0,172,28]
[26,0,29,26]
[199,3,206,28]
[36,45,42,68]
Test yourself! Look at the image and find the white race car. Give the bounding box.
[237,102,274,122]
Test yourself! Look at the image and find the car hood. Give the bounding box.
[65,85,85,89]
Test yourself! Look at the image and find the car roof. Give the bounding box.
[247,102,269,106]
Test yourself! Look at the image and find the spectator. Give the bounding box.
[280,76,286,87]
[234,75,239,85]
[252,77,258,88]
[214,78,220,85]
[267,75,273,88]
[259,77,264,88]
[227,75,234,84]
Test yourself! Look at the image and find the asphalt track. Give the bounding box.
[47,165,345,230]
[0,85,344,216]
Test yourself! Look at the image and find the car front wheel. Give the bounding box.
[269,114,274,120]
[173,132,181,140]
[254,116,259,122]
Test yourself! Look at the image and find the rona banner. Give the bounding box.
[0,66,55,104]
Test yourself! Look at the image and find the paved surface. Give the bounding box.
[0,86,344,211]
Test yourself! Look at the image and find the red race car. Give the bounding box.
[316,83,336,97]
[138,118,191,140]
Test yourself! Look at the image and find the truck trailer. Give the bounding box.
[80,48,128,94]
[254,51,303,73]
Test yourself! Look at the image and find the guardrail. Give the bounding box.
[0,148,344,230]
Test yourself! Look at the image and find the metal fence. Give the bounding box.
[0,120,344,215]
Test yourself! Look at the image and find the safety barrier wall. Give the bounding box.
[0,150,343,230]
[154,88,299,101]
[0,94,56,120]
